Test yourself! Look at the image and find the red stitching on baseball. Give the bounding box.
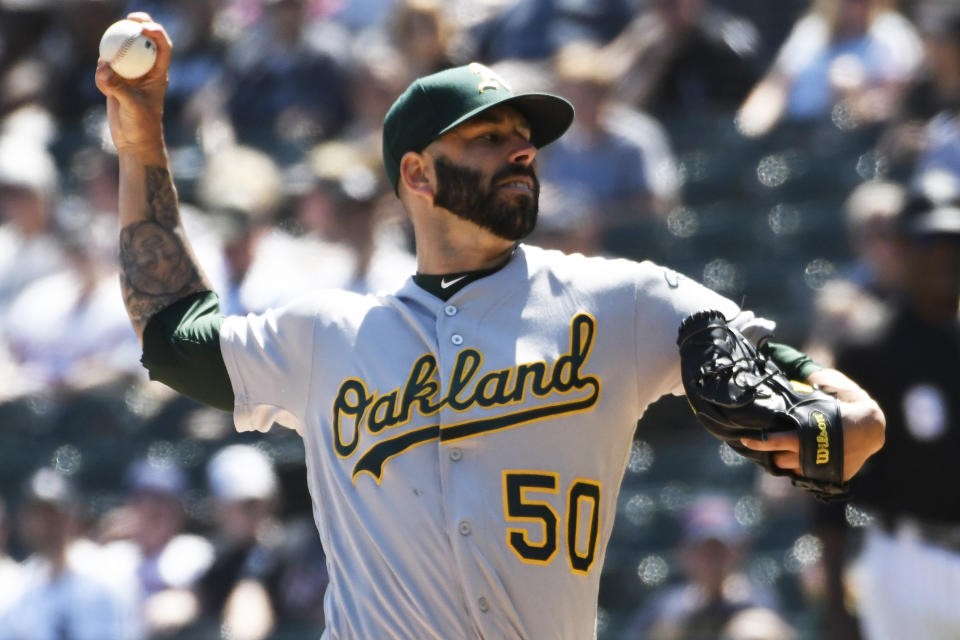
[115,34,138,62]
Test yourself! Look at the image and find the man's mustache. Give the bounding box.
[490,165,539,190]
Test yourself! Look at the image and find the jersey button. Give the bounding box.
[449,448,462,462]
[458,520,472,536]
[451,334,464,346]
[478,597,490,613]
[444,305,457,316]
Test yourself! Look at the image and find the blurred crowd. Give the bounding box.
[0,0,958,638]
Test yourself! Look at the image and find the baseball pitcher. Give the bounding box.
[95,14,885,640]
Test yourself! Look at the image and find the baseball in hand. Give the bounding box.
[99,19,157,79]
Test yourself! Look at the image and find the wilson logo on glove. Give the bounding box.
[813,411,830,464]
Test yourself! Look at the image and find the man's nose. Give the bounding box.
[508,138,537,167]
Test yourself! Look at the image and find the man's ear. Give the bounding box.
[399,151,434,200]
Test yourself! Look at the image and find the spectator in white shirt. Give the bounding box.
[99,459,214,638]
[0,468,140,640]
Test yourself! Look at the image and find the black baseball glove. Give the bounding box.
[676,310,849,502]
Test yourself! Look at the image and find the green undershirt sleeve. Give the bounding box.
[140,291,234,412]
[761,340,822,381]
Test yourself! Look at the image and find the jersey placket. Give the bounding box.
[433,296,499,636]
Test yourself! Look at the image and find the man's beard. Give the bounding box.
[432,156,539,241]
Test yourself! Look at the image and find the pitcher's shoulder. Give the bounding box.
[520,244,652,283]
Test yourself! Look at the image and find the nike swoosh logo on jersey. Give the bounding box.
[441,275,467,289]
[663,268,682,288]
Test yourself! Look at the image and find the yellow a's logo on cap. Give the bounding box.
[469,62,511,93]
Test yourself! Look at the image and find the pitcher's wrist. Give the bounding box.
[117,139,167,166]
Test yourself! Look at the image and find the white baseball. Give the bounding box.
[99,19,158,79]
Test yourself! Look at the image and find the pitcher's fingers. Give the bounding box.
[123,13,172,79]
[740,431,800,453]
[95,61,125,99]
[125,12,169,48]
[95,62,143,112]
[772,451,800,472]
[138,21,172,51]
[125,12,155,23]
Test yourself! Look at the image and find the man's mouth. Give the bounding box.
[497,177,535,194]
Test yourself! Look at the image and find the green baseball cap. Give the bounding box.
[382,62,574,194]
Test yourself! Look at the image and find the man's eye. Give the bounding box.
[480,133,501,142]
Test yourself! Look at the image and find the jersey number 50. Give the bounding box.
[502,471,601,575]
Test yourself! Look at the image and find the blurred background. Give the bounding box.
[0,0,958,638]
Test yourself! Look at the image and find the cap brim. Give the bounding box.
[906,205,960,236]
[435,92,574,150]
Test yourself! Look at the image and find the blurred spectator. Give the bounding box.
[526,181,603,256]
[905,6,960,117]
[194,144,282,314]
[40,1,122,129]
[196,144,330,312]
[841,179,908,294]
[120,0,231,147]
[623,495,781,640]
[189,443,329,638]
[720,607,796,640]
[193,444,285,640]
[223,0,352,155]
[67,145,120,225]
[539,41,678,225]
[0,56,56,145]
[911,113,960,187]
[829,193,960,639]
[604,0,762,119]
[267,515,329,632]
[387,0,461,79]
[804,180,903,640]
[804,179,906,366]
[328,0,396,32]
[879,8,960,173]
[738,0,922,137]
[207,205,263,317]
[200,141,414,314]
[0,468,140,640]
[469,0,634,62]
[289,140,416,293]
[0,497,21,622]
[99,459,214,638]
[3,222,142,395]
[0,4,54,74]
[0,136,66,326]
[339,42,411,160]
[60,144,126,282]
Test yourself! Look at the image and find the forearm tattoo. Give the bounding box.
[119,166,205,332]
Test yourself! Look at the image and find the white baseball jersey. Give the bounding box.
[218,244,773,639]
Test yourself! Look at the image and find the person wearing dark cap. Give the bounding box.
[0,468,139,640]
[96,14,885,638]
[192,444,284,640]
[624,495,785,640]
[828,191,960,639]
[99,459,213,638]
